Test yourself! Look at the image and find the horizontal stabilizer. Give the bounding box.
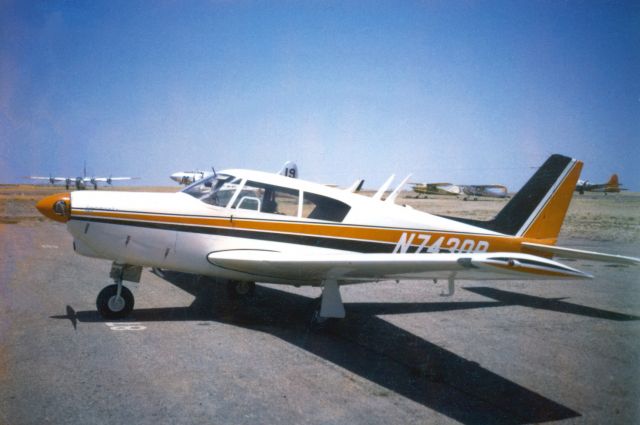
[522,242,640,265]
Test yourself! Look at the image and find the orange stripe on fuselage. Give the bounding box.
[71,209,541,254]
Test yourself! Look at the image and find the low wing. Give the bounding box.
[207,250,590,283]
[93,177,135,182]
[29,176,67,182]
[522,242,640,265]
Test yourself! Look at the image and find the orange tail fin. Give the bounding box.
[520,159,582,243]
[442,155,582,245]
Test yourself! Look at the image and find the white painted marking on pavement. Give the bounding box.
[105,322,146,331]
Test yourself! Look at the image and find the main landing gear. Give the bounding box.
[226,280,256,299]
[96,263,141,319]
[310,279,345,332]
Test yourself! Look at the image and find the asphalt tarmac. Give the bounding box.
[1,194,639,424]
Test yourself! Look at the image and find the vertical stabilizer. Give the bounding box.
[279,161,298,178]
[442,154,583,244]
[518,157,582,242]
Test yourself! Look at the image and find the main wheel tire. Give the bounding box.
[226,280,256,299]
[97,284,134,319]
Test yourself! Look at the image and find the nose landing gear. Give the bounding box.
[96,263,141,319]
[97,284,134,319]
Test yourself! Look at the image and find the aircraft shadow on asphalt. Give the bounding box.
[51,271,637,424]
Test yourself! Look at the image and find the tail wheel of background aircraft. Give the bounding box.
[96,284,134,319]
[226,280,256,299]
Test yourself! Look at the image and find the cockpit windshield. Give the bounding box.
[182,174,240,207]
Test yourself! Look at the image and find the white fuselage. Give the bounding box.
[68,169,506,285]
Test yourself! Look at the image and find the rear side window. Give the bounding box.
[302,192,350,222]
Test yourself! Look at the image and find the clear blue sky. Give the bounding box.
[1,0,638,190]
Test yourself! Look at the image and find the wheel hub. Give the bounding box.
[108,295,125,312]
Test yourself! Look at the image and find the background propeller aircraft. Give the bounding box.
[171,161,298,185]
[461,184,509,200]
[576,174,627,195]
[29,163,137,190]
[411,182,508,200]
[170,170,212,186]
[36,154,639,329]
[411,182,461,197]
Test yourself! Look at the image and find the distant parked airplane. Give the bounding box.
[411,183,508,200]
[461,185,509,200]
[576,174,626,195]
[171,161,298,185]
[411,182,461,197]
[29,163,137,190]
[169,170,212,186]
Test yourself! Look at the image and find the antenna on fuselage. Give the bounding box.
[211,167,217,178]
[346,179,365,193]
[372,174,395,201]
[386,174,412,203]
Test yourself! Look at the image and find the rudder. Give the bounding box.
[442,154,583,244]
[518,157,582,242]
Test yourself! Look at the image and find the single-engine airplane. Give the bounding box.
[461,185,509,200]
[36,154,639,327]
[171,161,298,185]
[411,182,461,197]
[170,170,212,185]
[29,164,137,190]
[576,174,627,195]
[411,182,508,200]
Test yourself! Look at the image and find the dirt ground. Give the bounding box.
[0,185,179,224]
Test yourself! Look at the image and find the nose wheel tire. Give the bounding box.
[97,284,134,319]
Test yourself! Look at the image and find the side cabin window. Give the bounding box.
[233,181,299,217]
[302,192,350,222]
